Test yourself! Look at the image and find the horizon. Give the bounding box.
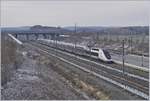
[1,25,149,28]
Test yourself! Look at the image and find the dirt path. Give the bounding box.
[1,49,85,100]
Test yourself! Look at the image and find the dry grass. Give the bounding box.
[73,78,110,100]
[1,33,23,85]
[35,54,110,100]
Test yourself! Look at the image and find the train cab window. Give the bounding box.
[103,50,111,59]
[92,48,99,51]
[91,52,99,57]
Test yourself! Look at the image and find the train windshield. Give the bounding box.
[91,52,99,57]
[103,50,111,59]
[92,48,99,51]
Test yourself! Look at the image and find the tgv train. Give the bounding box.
[38,39,112,63]
[87,48,112,62]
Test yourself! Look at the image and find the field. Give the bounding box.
[63,33,149,56]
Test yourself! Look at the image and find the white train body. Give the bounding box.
[38,39,112,62]
[90,48,112,62]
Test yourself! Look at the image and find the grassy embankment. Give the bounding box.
[1,34,23,85]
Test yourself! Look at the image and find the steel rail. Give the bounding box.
[28,42,149,99]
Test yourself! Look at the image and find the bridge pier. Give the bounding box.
[34,34,39,40]
[51,34,55,40]
[43,33,47,39]
[26,34,29,40]
[47,34,51,39]
[14,34,18,39]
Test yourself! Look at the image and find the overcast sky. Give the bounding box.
[1,1,149,27]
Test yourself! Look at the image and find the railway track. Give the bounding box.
[38,40,149,79]
[35,41,149,78]
[27,41,149,99]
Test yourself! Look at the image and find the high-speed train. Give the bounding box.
[38,39,112,63]
[87,48,112,62]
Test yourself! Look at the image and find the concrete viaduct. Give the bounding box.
[11,31,60,41]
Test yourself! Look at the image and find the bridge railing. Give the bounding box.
[8,34,23,45]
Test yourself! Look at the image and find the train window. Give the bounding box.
[103,50,111,59]
[85,50,98,57]
[91,52,99,57]
[92,48,99,51]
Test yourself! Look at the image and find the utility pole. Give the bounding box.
[96,32,99,43]
[141,33,145,67]
[55,34,57,56]
[130,33,133,54]
[56,34,58,48]
[87,41,93,75]
[74,23,77,52]
[75,23,77,34]
[142,53,144,67]
[122,40,125,87]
